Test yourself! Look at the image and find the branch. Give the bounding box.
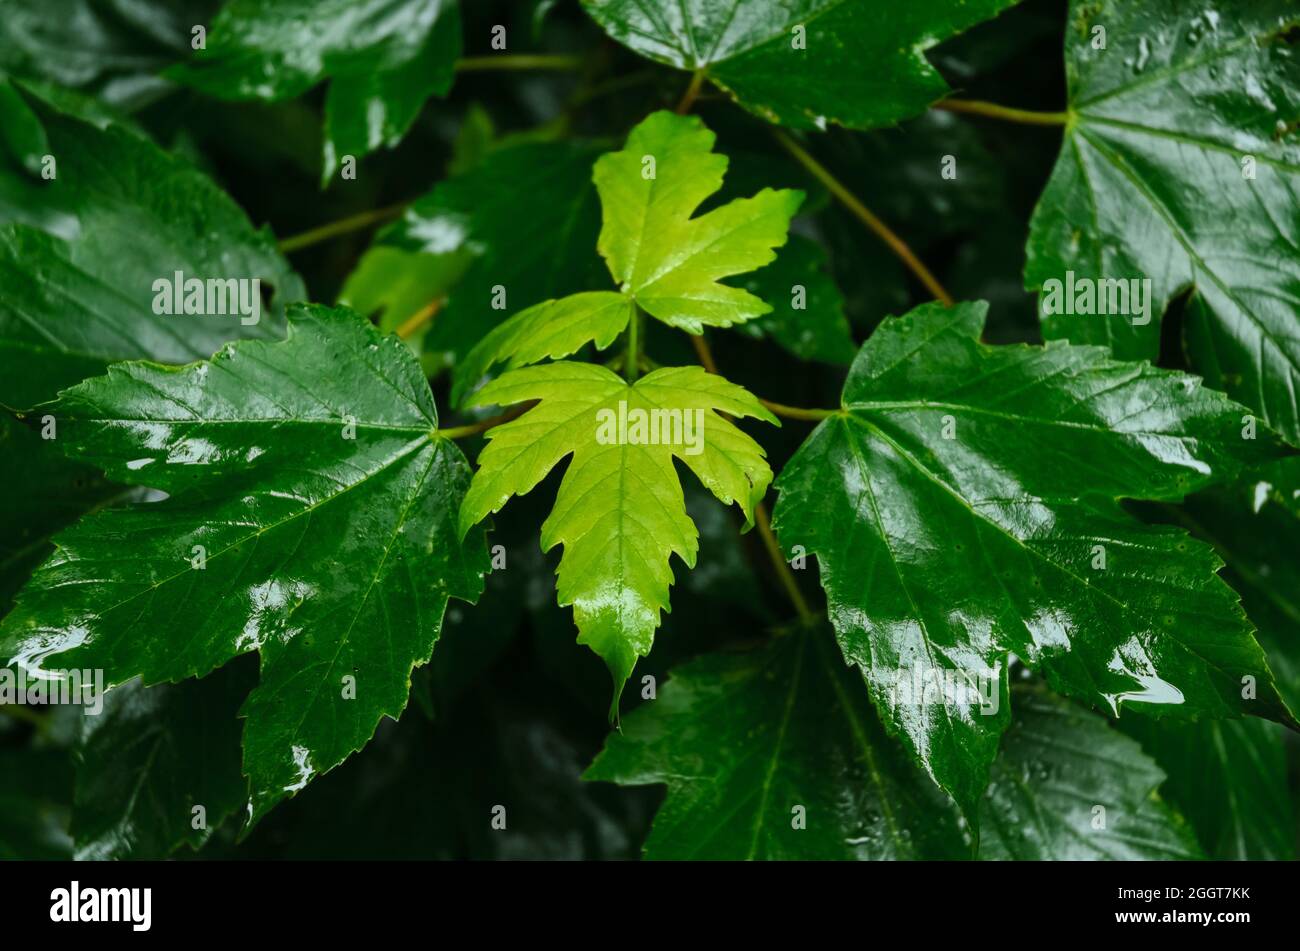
[772,129,954,306]
[278,202,408,253]
[760,398,834,422]
[754,501,814,625]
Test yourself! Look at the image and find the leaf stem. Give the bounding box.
[440,403,531,440]
[395,299,443,340]
[676,70,707,114]
[625,305,643,383]
[456,54,585,73]
[689,332,717,373]
[692,334,835,421]
[771,129,954,306]
[933,98,1070,126]
[759,398,834,421]
[685,332,821,623]
[754,501,814,625]
[278,202,408,253]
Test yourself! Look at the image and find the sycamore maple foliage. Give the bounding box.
[1,0,1299,862]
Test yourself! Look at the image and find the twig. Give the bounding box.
[772,129,954,306]
[278,202,408,253]
[755,501,814,625]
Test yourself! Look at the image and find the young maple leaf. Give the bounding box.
[454,110,803,403]
[459,362,778,712]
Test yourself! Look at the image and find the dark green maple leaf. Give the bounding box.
[0,414,118,614]
[979,688,1201,860]
[1177,466,1300,714]
[72,663,253,860]
[1121,715,1292,860]
[1026,0,1300,443]
[586,628,1200,860]
[0,305,489,821]
[581,0,1023,130]
[0,90,303,411]
[771,299,1294,823]
[167,0,462,181]
[0,0,213,110]
[0,88,302,620]
[585,626,969,859]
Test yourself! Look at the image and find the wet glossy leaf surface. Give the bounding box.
[587,625,969,859]
[0,90,302,410]
[581,0,1022,129]
[587,629,1201,860]
[772,300,1292,821]
[0,306,489,820]
[0,416,118,614]
[167,0,462,179]
[72,662,252,859]
[461,362,775,708]
[1027,0,1300,442]
[980,687,1201,860]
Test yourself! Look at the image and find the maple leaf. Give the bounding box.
[454,110,802,403]
[772,300,1295,823]
[459,361,777,710]
[0,306,489,821]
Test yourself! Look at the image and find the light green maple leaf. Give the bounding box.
[454,110,802,403]
[459,361,777,710]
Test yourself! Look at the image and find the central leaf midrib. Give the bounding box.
[272,440,443,765]
[745,627,805,860]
